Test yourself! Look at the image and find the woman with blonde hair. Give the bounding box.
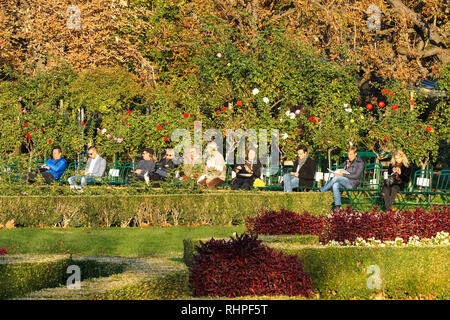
[382,150,413,211]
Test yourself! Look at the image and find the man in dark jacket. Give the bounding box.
[283,145,316,192]
[318,146,364,209]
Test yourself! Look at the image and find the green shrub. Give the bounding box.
[283,246,450,300]
[0,256,126,299]
[93,271,192,300]
[0,192,333,228]
[184,237,450,299]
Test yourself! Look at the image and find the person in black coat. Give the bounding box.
[231,146,261,190]
[283,145,316,192]
[149,148,178,182]
[382,150,413,211]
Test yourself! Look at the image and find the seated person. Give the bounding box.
[149,148,178,182]
[23,147,67,183]
[317,146,364,210]
[232,146,261,190]
[68,146,106,189]
[129,148,157,183]
[198,141,226,189]
[283,145,316,192]
[382,149,412,211]
[182,145,203,180]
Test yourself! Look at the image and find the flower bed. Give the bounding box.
[246,207,450,244]
[184,236,450,299]
[188,234,314,298]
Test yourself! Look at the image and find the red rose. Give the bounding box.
[182,174,188,180]
[308,116,316,123]
[48,139,52,144]
[410,101,416,105]
[391,104,398,110]
[389,92,395,96]
[157,125,162,130]
[164,136,169,142]
[356,115,360,118]
[222,106,226,111]
[425,126,432,132]
[184,113,189,118]
[81,121,86,126]
[24,123,28,127]
[165,122,169,126]
[51,126,53,128]
[366,104,373,110]
[125,118,128,122]
[381,89,388,94]
[25,132,31,139]
[40,128,43,132]
[33,128,37,132]
[372,97,377,101]
[378,101,385,108]
[236,100,243,106]
[127,110,131,114]
[384,136,388,141]
[216,110,220,114]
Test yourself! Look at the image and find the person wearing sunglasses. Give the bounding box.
[68,146,107,191]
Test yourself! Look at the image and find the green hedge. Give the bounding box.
[92,271,192,300]
[0,192,333,227]
[0,256,126,299]
[183,237,450,299]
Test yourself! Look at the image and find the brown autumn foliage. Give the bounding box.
[0,0,448,87]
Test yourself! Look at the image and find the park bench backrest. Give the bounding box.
[435,170,450,192]
[409,169,434,192]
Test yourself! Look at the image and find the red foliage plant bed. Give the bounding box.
[0,247,7,256]
[246,206,450,244]
[319,206,450,244]
[189,234,314,298]
[246,209,325,236]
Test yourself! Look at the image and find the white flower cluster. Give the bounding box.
[325,231,450,247]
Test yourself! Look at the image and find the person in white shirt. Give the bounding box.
[68,146,107,190]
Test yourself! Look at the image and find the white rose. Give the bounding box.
[289,113,296,119]
[101,129,107,135]
[216,53,222,58]
[263,97,269,104]
[285,110,291,116]
[295,109,301,115]
[282,133,288,140]
[252,88,259,95]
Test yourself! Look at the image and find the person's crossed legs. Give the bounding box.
[283,174,299,192]
[319,176,353,208]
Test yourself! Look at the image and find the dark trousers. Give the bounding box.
[382,184,402,211]
[231,177,253,190]
[23,171,55,183]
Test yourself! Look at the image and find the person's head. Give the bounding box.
[142,148,154,161]
[87,146,98,159]
[52,147,62,160]
[165,148,174,160]
[347,146,357,162]
[248,148,257,162]
[297,145,308,159]
[391,150,409,167]
[206,142,218,157]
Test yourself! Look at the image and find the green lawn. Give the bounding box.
[0,225,246,257]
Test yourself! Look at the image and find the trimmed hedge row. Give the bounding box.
[0,256,126,299]
[92,271,192,300]
[0,192,333,227]
[183,237,450,299]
